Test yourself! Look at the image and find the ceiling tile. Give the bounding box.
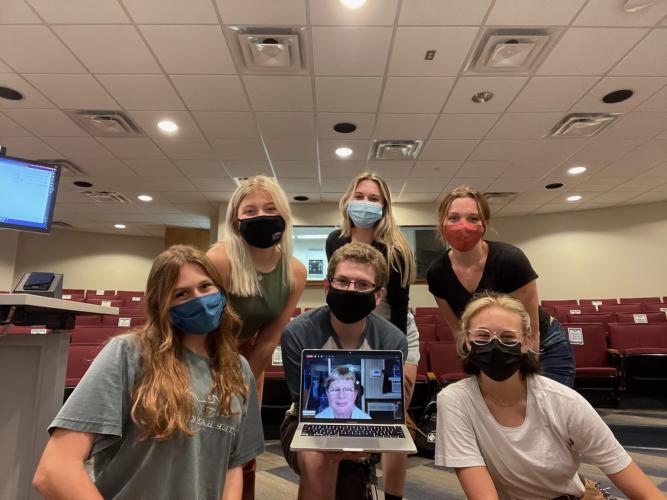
[279,178,320,192]
[519,138,589,163]
[399,0,492,25]
[140,25,235,74]
[598,111,667,140]
[210,138,267,161]
[256,112,316,140]
[41,137,116,159]
[171,75,249,112]
[486,0,586,25]
[586,191,641,204]
[637,85,667,112]
[571,77,667,113]
[244,76,313,111]
[222,160,273,177]
[1,0,41,23]
[621,139,667,163]
[172,159,225,177]
[316,113,377,139]
[468,139,533,161]
[457,160,509,178]
[412,160,462,177]
[381,77,455,113]
[366,161,415,178]
[403,177,446,193]
[155,137,216,160]
[265,139,317,161]
[0,136,61,158]
[0,113,31,136]
[189,176,237,191]
[431,114,499,139]
[571,175,627,192]
[285,192,321,202]
[388,27,478,77]
[485,177,536,191]
[574,0,667,26]
[0,74,55,109]
[202,191,234,203]
[312,27,392,76]
[97,138,167,159]
[24,74,119,110]
[0,26,86,73]
[611,29,667,76]
[193,112,258,138]
[319,178,353,192]
[319,139,370,161]
[568,138,643,163]
[486,113,563,140]
[97,74,185,111]
[149,191,208,203]
[122,0,219,23]
[316,77,383,112]
[512,191,561,204]
[537,28,647,76]
[216,0,307,25]
[27,0,130,23]
[637,161,667,178]
[613,177,665,192]
[320,160,369,178]
[533,202,579,214]
[125,159,182,177]
[99,175,197,192]
[600,160,656,178]
[443,77,528,114]
[419,140,478,160]
[320,191,345,202]
[502,161,556,178]
[76,158,138,177]
[442,177,494,193]
[4,109,87,136]
[397,192,438,202]
[508,76,599,113]
[54,25,161,74]
[273,161,317,178]
[373,114,437,139]
[496,203,541,216]
[309,0,398,25]
[129,111,203,139]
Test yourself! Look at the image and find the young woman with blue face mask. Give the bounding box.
[325,172,417,500]
[33,245,264,500]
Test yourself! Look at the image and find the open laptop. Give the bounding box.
[290,349,416,453]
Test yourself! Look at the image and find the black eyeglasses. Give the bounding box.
[328,276,377,293]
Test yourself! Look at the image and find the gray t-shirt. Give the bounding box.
[49,334,264,500]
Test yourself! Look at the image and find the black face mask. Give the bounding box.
[326,288,377,324]
[468,340,522,382]
[238,215,285,249]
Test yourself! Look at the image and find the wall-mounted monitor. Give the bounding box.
[0,154,60,234]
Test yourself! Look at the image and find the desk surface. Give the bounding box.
[0,294,118,315]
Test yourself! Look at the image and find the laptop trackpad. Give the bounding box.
[327,438,381,450]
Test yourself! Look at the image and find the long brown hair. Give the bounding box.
[131,245,248,441]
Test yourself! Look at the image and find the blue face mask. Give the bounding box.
[347,201,383,228]
[169,291,226,335]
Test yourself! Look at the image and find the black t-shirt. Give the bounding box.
[426,240,550,335]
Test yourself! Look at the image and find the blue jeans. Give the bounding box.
[540,319,575,388]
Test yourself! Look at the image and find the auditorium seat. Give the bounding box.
[262,352,291,412]
[85,298,123,307]
[85,289,116,297]
[644,303,667,314]
[615,312,667,324]
[418,323,437,342]
[427,341,468,385]
[566,313,615,329]
[608,323,667,388]
[61,293,85,302]
[63,288,85,296]
[122,296,145,307]
[599,304,646,314]
[619,297,661,304]
[554,304,597,316]
[541,299,578,307]
[410,342,433,419]
[101,314,146,328]
[540,305,555,316]
[116,290,145,298]
[3,325,49,334]
[71,327,124,345]
[74,314,102,327]
[435,322,454,342]
[579,298,618,305]
[414,315,436,327]
[65,344,103,387]
[415,307,441,318]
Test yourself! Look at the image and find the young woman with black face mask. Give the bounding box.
[435,293,662,500]
[33,245,264,500]
[207,175,307,500]
[426,185,575,388]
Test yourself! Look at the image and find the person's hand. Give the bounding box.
[323,451,370,464]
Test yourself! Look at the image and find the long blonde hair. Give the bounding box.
[131,245,248,441]
[339,172,415,287]
[222,175,294,297]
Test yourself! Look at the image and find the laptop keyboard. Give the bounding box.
[302,424,405,438]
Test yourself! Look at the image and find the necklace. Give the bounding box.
[480,381,526,408]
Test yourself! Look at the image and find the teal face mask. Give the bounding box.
[169,291,226,335]
[346,201,383,228]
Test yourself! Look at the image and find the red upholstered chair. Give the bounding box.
[579,298,618,305]
[85,298,123,307]
[75,314,102,327]
[292,308,301,318]
[122,296,145,307]
[615,312,667,324]
[415,307,441,318]
[410,342,435,419]
[598,304,646,314]
[608,323,667,388]
[85,289,117,298]
[61,293,85,302]
[554,304,597,316]
[116,290,145,298]
[643,303,667,314]
[435,322,454,342]
[101,314,146,328]
[427,341,468,385]
[540,305,555,316]
[541,299,578,307]
[566,313,615,330]
[262,348,291,412]
[65,344,103,387]
[619,297,661,304]
[63,288,85,296]
[3,325,49,334]
[71,327,123,345]
[415,315,436,326]
[418,323,437,342]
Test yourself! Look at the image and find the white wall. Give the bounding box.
[0,230,19,291]
[13,229,163,291]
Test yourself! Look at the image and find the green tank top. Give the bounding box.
[228,258,290,340]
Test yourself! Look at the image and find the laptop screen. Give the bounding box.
[299,349,405,424]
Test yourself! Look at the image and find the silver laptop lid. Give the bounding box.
[298,349,405,424]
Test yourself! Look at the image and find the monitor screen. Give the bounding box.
[0,155,60,234]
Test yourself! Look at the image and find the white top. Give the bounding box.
[435,375,631,500]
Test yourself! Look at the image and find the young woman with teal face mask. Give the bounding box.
[34,245,264,500]
[325,172,417,500]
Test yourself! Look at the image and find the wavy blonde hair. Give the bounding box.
[222,175,294,297]
[338,172,415,287]
[131,245,248,441]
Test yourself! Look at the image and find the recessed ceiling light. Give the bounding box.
[0,86,24,101]
[545,182,564,190]
[335,147,353,158]
[567,166,587,175]
[602,89,634,104]
[566,194,582,202]
[137,194,153,202]
[73,180,93,188]
[333,122,357,134]
[340,0,366,9]
[114,224,126,229]
[157,120,178,133]
[471,91,494,103]
[293,195,309,202]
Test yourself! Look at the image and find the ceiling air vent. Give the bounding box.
[465,28,558,75]
[82,191,132,204]
[65,110,144,138]
[224,27,308,74]
[484,192,517,200]
[37,159,85,176]
[52,221,74,229]
[370,140,423,161]
[548,113,620,138]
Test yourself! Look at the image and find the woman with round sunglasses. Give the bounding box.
[326,172,417,500]
[435,292,661,499]
[426,185,575,387]
[207,175,307,499]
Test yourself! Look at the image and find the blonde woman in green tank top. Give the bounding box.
[207,176,306,500]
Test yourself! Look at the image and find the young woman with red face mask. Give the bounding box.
[426,186,575,387]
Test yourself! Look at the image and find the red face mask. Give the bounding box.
[444,220,485,252]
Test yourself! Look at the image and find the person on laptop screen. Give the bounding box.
[315,366,371,420]
[280,242,408,500]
